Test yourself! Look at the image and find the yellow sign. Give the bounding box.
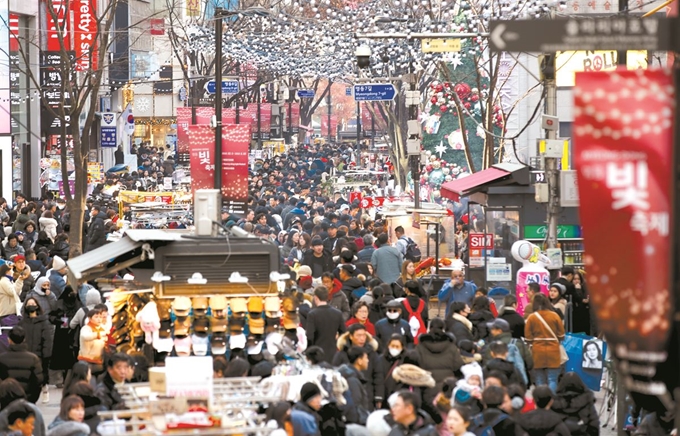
[556,51,648,87]
[421,39,461,53]
[539,139,570,170]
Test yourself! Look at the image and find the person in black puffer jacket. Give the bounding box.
[18,298,53,370]
[468,296,495,341]
[50,234,70,260]
[551,372,600,436]
[445,302,476,344]
[0,326,43,403]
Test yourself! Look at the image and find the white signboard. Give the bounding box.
[165,356,213,398]
[560,170,580,207]
[486,262,512,281]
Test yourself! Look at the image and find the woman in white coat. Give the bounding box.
[39,211,59,243]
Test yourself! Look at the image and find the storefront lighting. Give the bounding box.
[228,272,249,284]
[187,272,207,285]
[151,271,171,282]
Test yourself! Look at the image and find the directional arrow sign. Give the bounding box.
[489,17,679,52]
[353,84,397,102]
[205,80,239,95]
[297,89,315,98]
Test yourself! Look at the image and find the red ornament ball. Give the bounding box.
[470,94,479,102]
[431,96,438,104]
[435,84,444,93]
[440,105,448,112]
[464,102,471,110]
[453,83,471,99]
[426,165,433,172]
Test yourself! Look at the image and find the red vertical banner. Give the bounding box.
[45,0,70,51]
[188,124,215,193]
[194,107,214,125]
[176,107,191,153]
[220,124,250,215]
[320,114,337,137]
[9,14,18,52]
[574,69,675,404]
[72,0,97,70]
[290,103,300,131]
[222,108,236,124]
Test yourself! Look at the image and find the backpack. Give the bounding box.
[403,299,426,343]
[507,338,528,386]
[400,237,422,262]
[470,412,508,436]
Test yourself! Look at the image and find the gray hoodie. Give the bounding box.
[70,288,102,329]
[23,277,57,316]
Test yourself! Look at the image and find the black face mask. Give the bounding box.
[64,294,76,303]
[26,306,38,313]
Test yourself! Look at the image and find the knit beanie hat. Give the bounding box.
[300,382,321,403]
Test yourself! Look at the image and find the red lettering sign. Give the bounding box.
[45,0,70,51]
[349,192,362,204]
[9,14,19,52]
[360,197,373,209]
[469,233,494,249]
[72,0,98,70]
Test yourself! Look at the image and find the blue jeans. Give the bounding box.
[533,368,561,392]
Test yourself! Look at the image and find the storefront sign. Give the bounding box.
[574,69,675,407]
[165,356,212,398]
[45,0,70,51]
[523,224,581,240]
[72,0,97,71]
[100,112,117,148]
[87,162,103,184]
[470,233,494,249]
[118,191,175,204]
[486,261,512,281]
[556,50,648,87]
[58,180,75,197]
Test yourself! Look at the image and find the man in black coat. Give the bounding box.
[95,353,130,410]
[305,286,346,364]
[498,295,526,339]
[332,323,384,410]
[301,237,335,278]
[0,327,43,403]
[85,206,106,252]
[337,346,370,425]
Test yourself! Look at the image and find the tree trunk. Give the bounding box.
[68,126,87,258]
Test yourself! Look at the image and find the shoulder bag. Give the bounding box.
[534,312,569,365]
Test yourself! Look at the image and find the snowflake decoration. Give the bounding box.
[448,53,463,70]
[435,141,448,158]
[136,97,151,113]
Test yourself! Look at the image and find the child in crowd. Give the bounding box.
[453,362,483,414]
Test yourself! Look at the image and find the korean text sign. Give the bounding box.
[574,69,674,402]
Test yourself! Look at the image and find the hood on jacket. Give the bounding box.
[338,363,367,383]
[32,277,50,295]
[337,331,379,352]
[47,418,90,436]
[418,331,456,353]
[39,217,58,227]
[518,409,568,436]
[85,288,101,307]
[392,364,436,388]
[341,277,365,292]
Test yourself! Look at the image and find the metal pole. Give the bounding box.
[327,82,332,144]
[288,100,292,144]
[257,87,262,149]
[356,100,361,148]
[543,54,558,249]
[371,109,375,149]
[214,8,223,192]
[235,63,240,124]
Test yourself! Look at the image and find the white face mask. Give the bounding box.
[388,348,401,357]
[386,311,400,320]
[57,204,65,210]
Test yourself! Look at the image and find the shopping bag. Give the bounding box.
[562,332,607,392]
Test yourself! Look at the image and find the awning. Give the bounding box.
[67,236,143,281]
[440,164,529,201]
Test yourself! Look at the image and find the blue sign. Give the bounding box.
[297,89,315,98]
[100,126,117,148]
[345,87,352,96]
[205,80,239,95]
[353,84,397,101]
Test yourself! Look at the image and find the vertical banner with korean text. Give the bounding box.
[290,103,300,132]
[176,107,191,153]
[188,124,215,192]
[321,115,338,137]
[574,69,675,408]
[45,0,70,51]
[220,124,250,215]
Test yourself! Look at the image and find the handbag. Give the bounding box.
[534,312,569,365]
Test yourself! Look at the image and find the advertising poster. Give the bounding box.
[176,107,191,153]
[188,124,249,215]
[72,0,97,70]
[289,102,300,132]
[574,69,675,408]
[320,114,338,137]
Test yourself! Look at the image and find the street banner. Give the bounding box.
[100,112,117,147]
[188,124,250,215]
[574,69,675,409]
[72,0,97,70]
[320,114,338,137]
[290,102,300,132]
[176,107,191,153]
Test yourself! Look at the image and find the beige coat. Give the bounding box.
[525,310,565,369]
[0,276,23,317]
[78,322,107,364]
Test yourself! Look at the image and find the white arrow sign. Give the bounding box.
[489,23,519,50]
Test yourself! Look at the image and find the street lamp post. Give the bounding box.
[214,8,225,192]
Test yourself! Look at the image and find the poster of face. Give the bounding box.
[582,339,604,370]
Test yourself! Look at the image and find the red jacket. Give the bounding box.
[345,317,376,336]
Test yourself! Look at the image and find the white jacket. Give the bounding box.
[39,217,58,242]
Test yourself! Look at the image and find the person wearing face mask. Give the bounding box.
[380,334,408,401]
[19,297,53,404]
[23,278,57,319]
[374,300,413,351]
[48,286,82,388]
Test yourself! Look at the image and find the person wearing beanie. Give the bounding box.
[517,386,570,436]
[292,382,322,436]
[548,283,568,319]
[47,256,67,298]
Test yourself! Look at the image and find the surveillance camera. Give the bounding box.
[355,45,372,69]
